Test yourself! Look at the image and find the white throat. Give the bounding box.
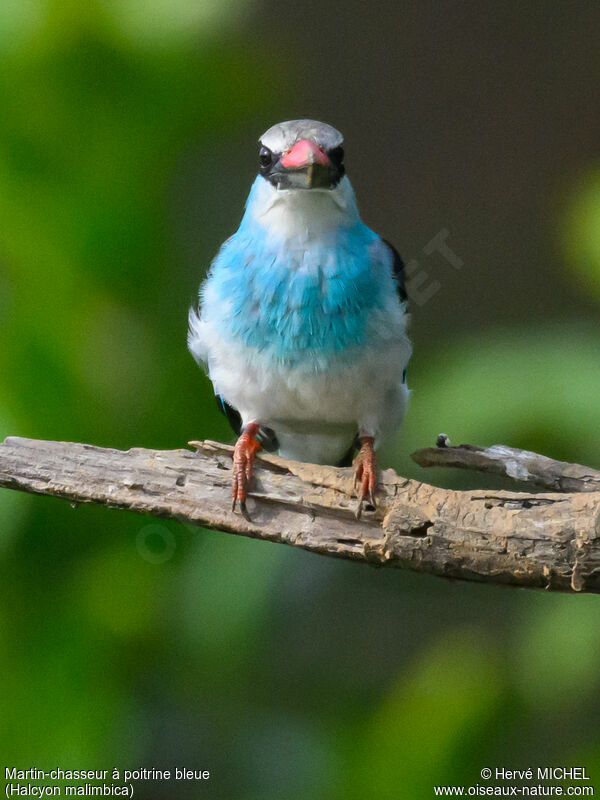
[245,175,360,241]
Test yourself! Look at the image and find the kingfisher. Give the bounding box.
[189,119,411,518]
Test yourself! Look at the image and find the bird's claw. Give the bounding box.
[231,426,261,520]
[353,436,377,519]
[231,498,251,522]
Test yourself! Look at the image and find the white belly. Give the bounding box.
[189,311,411,464]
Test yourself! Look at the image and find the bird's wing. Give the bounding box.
[215,395,279,452]
[216,395,242,435]
[379,238,409,387]
[381,238,408,304]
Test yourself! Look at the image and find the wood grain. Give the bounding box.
[1,436,600,594]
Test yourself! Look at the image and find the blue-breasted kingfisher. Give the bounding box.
[189,120,411,519]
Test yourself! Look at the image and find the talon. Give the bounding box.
[353,435,377,514]
[231,423,262,518]
[355,498,364,519]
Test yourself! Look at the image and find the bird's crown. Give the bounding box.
[259,119,343,154]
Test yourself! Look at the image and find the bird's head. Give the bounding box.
[258,119,345,191]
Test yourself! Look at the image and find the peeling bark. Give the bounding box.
[412,441,600,493]
[1,436,600,594]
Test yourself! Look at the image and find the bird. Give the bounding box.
[188,119,411,519]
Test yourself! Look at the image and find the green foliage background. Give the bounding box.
[1,2,599,798]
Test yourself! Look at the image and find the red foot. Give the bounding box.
[232,423,262,520]
[353,436,377,518]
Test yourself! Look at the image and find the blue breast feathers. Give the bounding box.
[203,215,394,369]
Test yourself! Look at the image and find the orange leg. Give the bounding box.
[232,422,262,520]
[353,435,377,518]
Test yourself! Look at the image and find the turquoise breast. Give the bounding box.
[208,222,386,368]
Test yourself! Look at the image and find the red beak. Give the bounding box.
[280,139,330,169]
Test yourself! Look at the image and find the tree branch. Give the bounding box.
[411,438,600,493]
[1,435,600,594]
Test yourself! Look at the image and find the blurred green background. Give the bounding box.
[1,1,600,797]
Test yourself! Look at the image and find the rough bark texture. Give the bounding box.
[412,441,600,493]
[1,436,600,594]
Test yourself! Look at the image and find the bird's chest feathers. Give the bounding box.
[213,230,381,365]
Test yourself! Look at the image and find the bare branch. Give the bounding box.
[411,440,600,493]
[1,436,600,594]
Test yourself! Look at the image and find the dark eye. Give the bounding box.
[328,146,344,167]
[259,146,273,168]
